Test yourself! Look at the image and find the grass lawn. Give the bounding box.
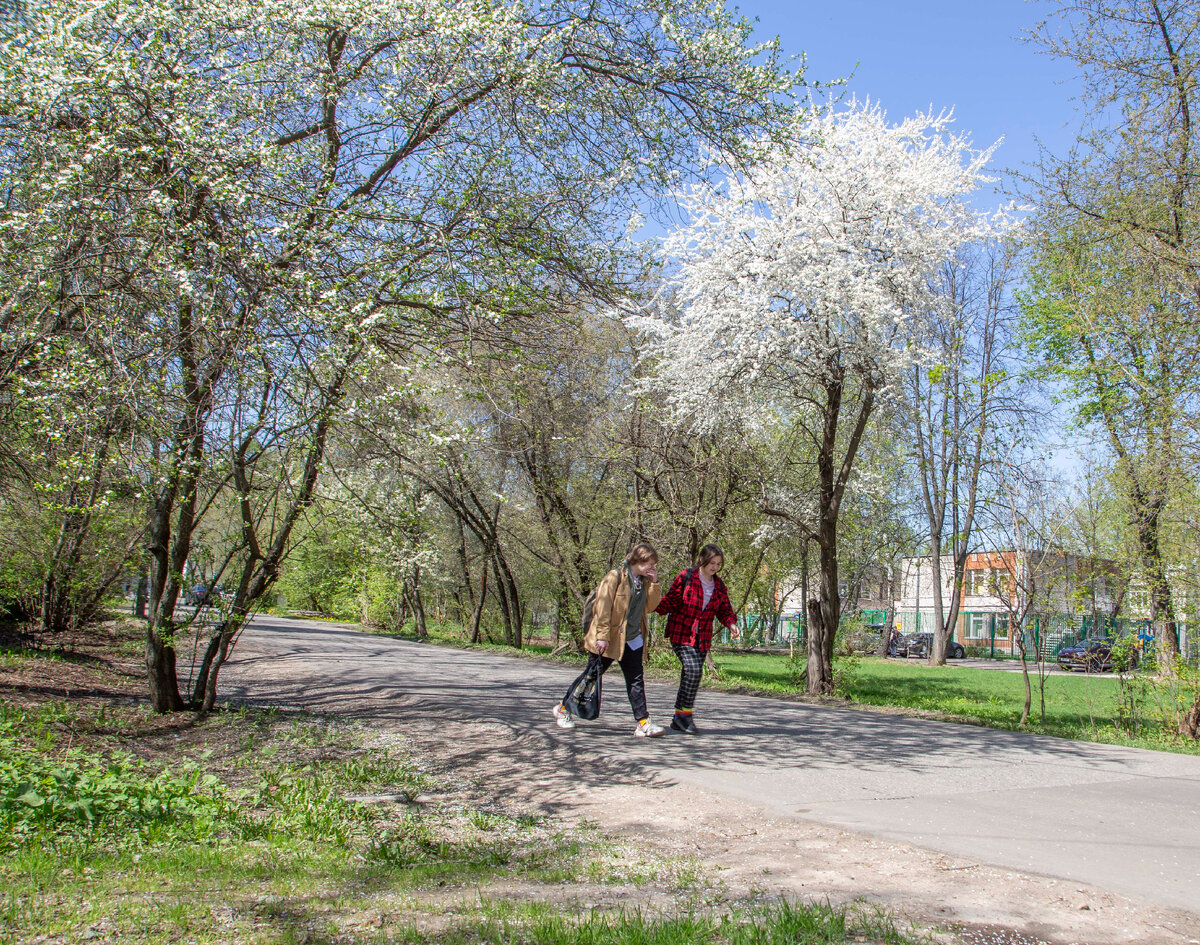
[713,651,1200,754]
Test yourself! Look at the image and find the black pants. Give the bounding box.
[563,644,648,720]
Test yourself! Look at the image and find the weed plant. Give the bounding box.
[0,719,227,849]
[409,898,928,945]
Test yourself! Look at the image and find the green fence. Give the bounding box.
[703,609,1190,659]
[955,611,1157,660]
[712,609,886,647]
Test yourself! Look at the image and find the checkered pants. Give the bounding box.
[672,643,704,710]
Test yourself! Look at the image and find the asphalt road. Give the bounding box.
[226,616,1200,914]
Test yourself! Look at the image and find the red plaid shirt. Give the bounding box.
[654,569,736,653]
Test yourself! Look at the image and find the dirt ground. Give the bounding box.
[5,621,1199,945]
[372,708,1200,945]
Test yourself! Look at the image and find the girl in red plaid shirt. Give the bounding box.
[654,543,738,734]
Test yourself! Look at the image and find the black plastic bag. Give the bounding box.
[563,660,603,720]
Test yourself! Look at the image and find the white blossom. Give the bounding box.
[636,100,1009,437]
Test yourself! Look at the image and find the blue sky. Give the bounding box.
[740,0,1083,208]
[726,1,1093,470]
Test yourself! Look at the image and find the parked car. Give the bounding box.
[900,632,965,660]
[1056,637,1138,673]
[190,583,227,607]
[842,627,887,655]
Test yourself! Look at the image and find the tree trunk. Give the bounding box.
[943,548,970,659]
[799,547,809,642]
[40,570,69,635]
[408,565,427,640]
[456,518,475,612]
[134,575,148,619]
[469,566,487,644]
[145,427,205,713]
[396,580,415,633]
[806,515,840,695]
[490,554,513,645]
[554,581,570,647]
[1181,694,1200,740]
[192,627,224,708]
[496,551,523,648]
[805,598,831,695]
[199,615,246,714]
[928,546,949,666]
[146,626,185,712]
[40,510,80,634]
[1134,496,1180,664]
[1015,633,1031,726]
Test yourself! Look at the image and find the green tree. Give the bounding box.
[1023,0,1200,662]
[1,0,796,710]
[1022,226,1196,659]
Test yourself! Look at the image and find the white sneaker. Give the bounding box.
[552,703,575,729]
[635,718,664,738]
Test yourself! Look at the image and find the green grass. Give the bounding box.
[12,697,898,945]
[0,703,602,944]
[714,652,1200,753]
[0,689,935,944]
[401,898,929,945]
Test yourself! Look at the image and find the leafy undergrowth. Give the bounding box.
[0,662,928,945]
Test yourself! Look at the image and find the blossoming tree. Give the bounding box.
[0,0,794,710]
[639,102,1003,694]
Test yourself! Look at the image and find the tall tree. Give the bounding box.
[1022,226,1197,660]
[638,103,1001,694]
[1023,0,1200,661]
[1,0,797,710]
[910,241,1028,665]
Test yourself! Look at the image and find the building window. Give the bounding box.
[966,613,990,639]
[966,567,1013,598]
[966,570,991,597]
[994,614,1010,639]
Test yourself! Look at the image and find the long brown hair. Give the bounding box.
[696,543,724,571]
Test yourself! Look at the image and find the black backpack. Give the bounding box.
[580,569,616,638]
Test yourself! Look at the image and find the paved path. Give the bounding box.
[226,616,1200,914]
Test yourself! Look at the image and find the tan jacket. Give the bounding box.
[584,567,663,656]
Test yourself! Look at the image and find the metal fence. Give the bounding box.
[897,610,1181,661]
[685,608,1195,660]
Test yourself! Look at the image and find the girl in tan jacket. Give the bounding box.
[553,542,666,737]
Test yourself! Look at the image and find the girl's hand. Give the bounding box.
[596,640,608,655]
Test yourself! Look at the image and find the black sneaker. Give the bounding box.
[670,715,699,734]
